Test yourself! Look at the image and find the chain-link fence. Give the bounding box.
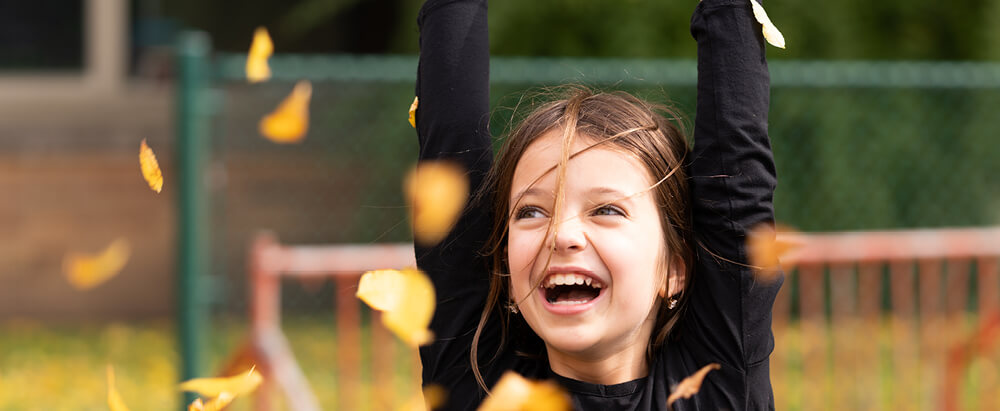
[198,54,1000,304]
[176,35,1000,408]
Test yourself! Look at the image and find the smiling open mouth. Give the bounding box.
[542,273,604,305]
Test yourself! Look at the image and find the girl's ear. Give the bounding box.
[659,255,687,298]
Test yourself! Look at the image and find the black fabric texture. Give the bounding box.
[413,0,782,409]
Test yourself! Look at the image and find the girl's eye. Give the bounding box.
[515,206,546,220]
[592,204,625,217]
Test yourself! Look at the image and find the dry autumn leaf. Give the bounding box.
[400,384,446,411]
[139,139,163,193]
[356,268,436,347]
[409,96,419,128]
[406,161,469,246]
[246,27,273,83]
[747,223,802,282]
[423,385,447,410]
[187,392,235,411]
[750,0,786,49]
[64,238,131,290]
[477,371,571,411]
[178,367,262,399]
[666,363,721,410]
[259,80,312,143]
[106,365,130,411]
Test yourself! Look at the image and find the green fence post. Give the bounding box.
[175,30,211,408]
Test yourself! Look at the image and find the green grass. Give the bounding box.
[0,319,177,410]
[1,315,997,410]
[0,316,420,411]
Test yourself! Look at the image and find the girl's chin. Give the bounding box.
[535,323,605,353]
[523,295,607,349]
[543,335,602,356]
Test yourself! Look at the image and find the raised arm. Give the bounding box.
[414,0,495,386]
[683,0,781,406]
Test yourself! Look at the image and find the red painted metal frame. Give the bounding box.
[772,226,1000,410]
[240,226,999,410]
[244,231,416,411]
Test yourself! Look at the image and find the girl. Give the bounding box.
[413,0,781,409]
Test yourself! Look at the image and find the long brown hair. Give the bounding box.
[471,86,695,391]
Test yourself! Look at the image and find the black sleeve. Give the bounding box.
[681,0,782,407]
[413,0,496,389]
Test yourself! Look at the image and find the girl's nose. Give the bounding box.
[553,217,587,252]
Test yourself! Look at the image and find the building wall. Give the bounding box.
[0,89,175,321]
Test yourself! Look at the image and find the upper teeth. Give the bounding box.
[543,273,602,289]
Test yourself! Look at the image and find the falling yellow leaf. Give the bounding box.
[666,363,721,410]
[187,392,235,411]
[356,268,436,347]
[259,80,312,143]
[423,385,447,410]
[400,384,447,411]
[406,161,468,246]
[246,27,273,83]
[750,0,785,49]
[408,96,419,128]
[178,367,262,399]
[139,139,163,193]
[477,371,571,411]
[747,223,802,282]
[64,238,131,290]
[107,365,131,411]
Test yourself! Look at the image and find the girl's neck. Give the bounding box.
[544,329,652,385]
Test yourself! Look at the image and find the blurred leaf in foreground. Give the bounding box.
[400,384,446,411]
[187,392,235,411]
[178,366,262,399]
[246,27,273,83]
[107,365,131,411]
[750,0,786,49]
[65,238,131,290]
[478,371,571,411]
[406,161,469,246]
[357,268,436,347]
[747,222,802,282]
[259,80,312,143]
[139,139,163,193]
[666,363,721,410]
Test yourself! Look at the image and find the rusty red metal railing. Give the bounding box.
[231,231,416,411]
[235,226,1000,410]
[771,226,1000,410]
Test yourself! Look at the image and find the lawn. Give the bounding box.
[0,315,420,411]
[1,315,997,410]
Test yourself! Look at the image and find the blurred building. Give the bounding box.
[1,0,175,320]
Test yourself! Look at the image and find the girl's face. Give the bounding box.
[508,129,669,363]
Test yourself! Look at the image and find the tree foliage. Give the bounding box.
[164,0,1000,61]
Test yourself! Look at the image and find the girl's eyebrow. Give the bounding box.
[514,186,632,202]
[588,187,628,197]
[512,187,553,202]
[586,187,636,206]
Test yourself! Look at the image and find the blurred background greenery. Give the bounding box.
[161,0,1000,60]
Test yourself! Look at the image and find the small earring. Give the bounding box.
[507,302,519,314]
[667,297,679,310]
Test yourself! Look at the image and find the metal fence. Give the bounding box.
[174,30,1000,409]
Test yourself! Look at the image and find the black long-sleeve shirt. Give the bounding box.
[414,0,781,409]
